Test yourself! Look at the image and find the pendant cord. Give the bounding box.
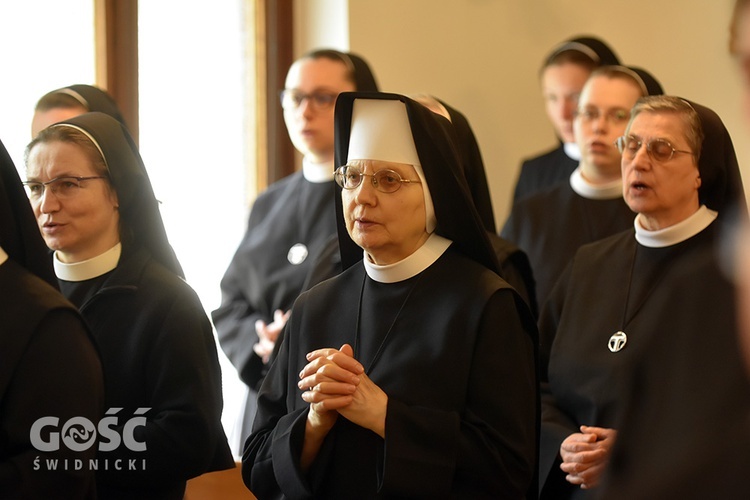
[620,242,690,332]
[353,271,424,374]
[619,244,638,331]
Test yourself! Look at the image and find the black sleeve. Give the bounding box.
[0,309,103,499]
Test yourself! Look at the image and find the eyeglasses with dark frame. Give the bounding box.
[334,165,422,193]
[615,135,694,162]
[279,89,338,111]
[23,176,108,200]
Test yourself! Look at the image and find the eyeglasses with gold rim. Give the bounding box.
[615,135,694,162]
[334,165,421,193]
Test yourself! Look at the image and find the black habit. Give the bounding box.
[596,247,750,500]
[539,222,721,499]
[512,144,578,204]
[501,179,634,313]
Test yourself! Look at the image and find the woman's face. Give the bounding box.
[342,160,429,265]
[26,140,120,263]
[574,75,643,181]
[283,57,356,163]
[541,62,592,143]
[621,112,701,230]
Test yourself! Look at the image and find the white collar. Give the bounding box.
[363,233,452,283]
[0,246,7,266]
[564,142,581,161]
[54,243,121,281]
[302,157,334,183]
[569,167,623,200]
[635,205,718,248]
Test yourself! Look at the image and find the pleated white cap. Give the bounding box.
[347,98,436,232]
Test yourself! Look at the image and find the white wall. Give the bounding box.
[295,0,349,55]
[297,0,749,224]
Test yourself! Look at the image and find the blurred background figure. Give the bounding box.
[512,36,620,204]
[32,84,128,137]
[730,0,750,373]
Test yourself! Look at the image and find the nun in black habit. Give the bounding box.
[502,66,662,313]
[512,36,620,204]
[0,138,103,498]
[593,105,750,500]
[24,112,233,499]
[32,83,128,137]
[243,92,538,499]
[212,49,379,447]
[537,96,746,499]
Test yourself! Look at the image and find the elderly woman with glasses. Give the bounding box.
[243,92,539,499]
[24,112,233,499]
[537,96,746,499]
[212,50,379,449]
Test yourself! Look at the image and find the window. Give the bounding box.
[0,1,95,172]
[139,0,254,454]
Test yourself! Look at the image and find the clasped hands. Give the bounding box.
[297,343,387,438]
[253,309,290,364]
[559,425,617,490]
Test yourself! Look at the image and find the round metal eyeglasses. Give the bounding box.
[615,135,694,162]
[334,165,421,193]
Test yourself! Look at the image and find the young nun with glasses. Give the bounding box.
[24,112,233,499]
[243,92,538,499]
[502,65,662,313]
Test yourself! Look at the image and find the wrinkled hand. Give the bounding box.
[298,344,363,470]
[299,345,387,437]
[299,344,363,433]
[253,309,290,364]
[560,426,617,489]
[336,363,388,437]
